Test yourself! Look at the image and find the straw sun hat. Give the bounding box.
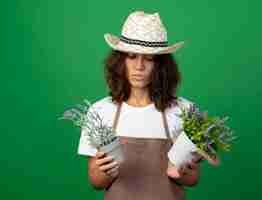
[104,11,185,55]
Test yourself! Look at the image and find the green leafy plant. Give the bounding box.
[58,99,117,148]
[177,100,237,157]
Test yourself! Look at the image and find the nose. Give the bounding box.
[135,55,145,70]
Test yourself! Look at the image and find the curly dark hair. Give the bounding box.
[103,50,182,112]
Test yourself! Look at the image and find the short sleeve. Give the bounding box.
[166,96,199,138]
[77,103,99,157]
[77,127,98,157]
[177,96,200,114]
[76,96,117,156]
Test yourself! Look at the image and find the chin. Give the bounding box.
[129,79,150,89]
[130,84,148,90]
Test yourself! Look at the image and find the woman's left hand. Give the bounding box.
[167,155,203,186]
[167,160,196,179]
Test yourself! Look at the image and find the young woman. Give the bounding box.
[78,11,203,200]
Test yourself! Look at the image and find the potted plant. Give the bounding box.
[58,99,124,163]
[167,99,237,173]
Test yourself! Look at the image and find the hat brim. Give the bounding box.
[104,33,185,55]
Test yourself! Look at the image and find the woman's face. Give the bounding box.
[125,52,155,90]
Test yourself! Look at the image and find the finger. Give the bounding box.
[188,161,198,170]
[210,158,220,166]
[178,165,184,173]
[96,151,106,158]
[106,165,119,176]
[178,164,187,175]
[106,167,119,178]
[99,161,119,172]
[100,162,119,174]
[180,163,193,175]
[96,155,114,166]
[191,161,198,168]
[167,166,181,178]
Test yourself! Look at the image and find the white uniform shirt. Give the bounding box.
[77,96,196,157]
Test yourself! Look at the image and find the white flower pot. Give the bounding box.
[167,131,198,170]
[100,137,124,164]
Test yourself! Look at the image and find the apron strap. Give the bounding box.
[112,102,122,131]
[161,111,173,142]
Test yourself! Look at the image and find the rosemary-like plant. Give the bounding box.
[58,99,117,148]
[176,100,237,157]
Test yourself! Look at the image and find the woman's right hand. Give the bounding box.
[94,151,120,179]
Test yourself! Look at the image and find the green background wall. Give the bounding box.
[2,0,261,199]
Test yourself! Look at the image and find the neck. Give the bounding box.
[126,87,152,107]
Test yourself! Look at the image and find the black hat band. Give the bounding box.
[120,35,168,47]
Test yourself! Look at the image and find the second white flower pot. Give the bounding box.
[167,131,198,170]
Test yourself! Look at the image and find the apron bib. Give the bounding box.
[104,102,186,200]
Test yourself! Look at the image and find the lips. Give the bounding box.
[132,75,144,80]
[132,74,144,78]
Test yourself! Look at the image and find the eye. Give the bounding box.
[127,53,137,59]
[145,56,154,61]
